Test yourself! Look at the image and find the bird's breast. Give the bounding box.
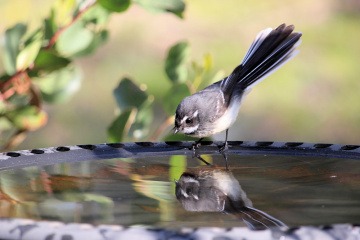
[212,101,242,134]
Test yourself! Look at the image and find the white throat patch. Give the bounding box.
[183,124,199,134]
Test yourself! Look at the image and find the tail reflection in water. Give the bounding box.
[175,166,287,230]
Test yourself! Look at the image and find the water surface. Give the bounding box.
[0,153,359,229]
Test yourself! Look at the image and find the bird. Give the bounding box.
[173,24,302,158]
[175,166,287,230]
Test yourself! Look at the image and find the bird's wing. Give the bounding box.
[195,83,227,122]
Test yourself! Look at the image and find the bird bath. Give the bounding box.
[0,141,359,239]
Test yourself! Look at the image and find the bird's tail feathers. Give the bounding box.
[239,206,288,230]
[220,24,302,96]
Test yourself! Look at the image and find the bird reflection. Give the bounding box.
[175,166,287,230]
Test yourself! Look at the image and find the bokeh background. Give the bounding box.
[1,0,360,150]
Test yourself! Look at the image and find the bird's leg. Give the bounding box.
[222,151,229,171]
[219,129,229,152]
[189,138,211,166]
[219,129,229,170]
[194,153,212,166]
[189,138,203,155]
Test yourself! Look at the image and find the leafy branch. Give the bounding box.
[0,0,221,148]
[45,0,97,50]
[0,0,185,150]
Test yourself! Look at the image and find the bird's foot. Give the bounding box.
[219,141,228,153]
[189,139,211,166]
[189,139,203,151]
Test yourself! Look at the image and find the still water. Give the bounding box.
[0,153,359,229]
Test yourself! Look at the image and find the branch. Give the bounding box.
[0,0,97,151]
[0,71,31,101]
[1,0,97,100]
[149,116,174,141]
[45,0,97,49]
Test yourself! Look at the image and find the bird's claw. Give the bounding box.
[189,139,202,151]
[189,140,211,166]
[219,141,228,153]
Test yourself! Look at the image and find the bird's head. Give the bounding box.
[174,98,200,135]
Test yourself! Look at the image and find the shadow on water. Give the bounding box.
[0,152,359,229]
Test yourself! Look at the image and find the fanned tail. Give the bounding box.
[220,24,302,100]
[238,206,288,230]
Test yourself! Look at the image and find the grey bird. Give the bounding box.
[174,24,302,155]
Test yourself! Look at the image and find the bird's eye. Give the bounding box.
[185,118,193,124]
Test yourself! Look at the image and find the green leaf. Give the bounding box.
[0,74,10,83]
[190,54,225,91]
[202,53,213,71]
[134,0,185,18]
[82,4,110,26]
[113,77,148,111]
[5,93,31,107]
[71,30,109,57]
[162,83,190,115]
[34,66,81,103]
[6,106,48,131]
[98,0,131,13]
[56,20,94,57]
[33,50,71,73]
[128,98,154,139]
[169,155,186,181]
[16,30,43,71]
[165,41,190,84]
[2,23,27,75]
[0,117,13,132]
[110,78,153,141]
[107,109,135,142]
[44,10,57,41]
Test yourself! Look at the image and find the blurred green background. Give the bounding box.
[1,0,359,150]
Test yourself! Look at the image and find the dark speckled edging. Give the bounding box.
[0,141,359,170]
